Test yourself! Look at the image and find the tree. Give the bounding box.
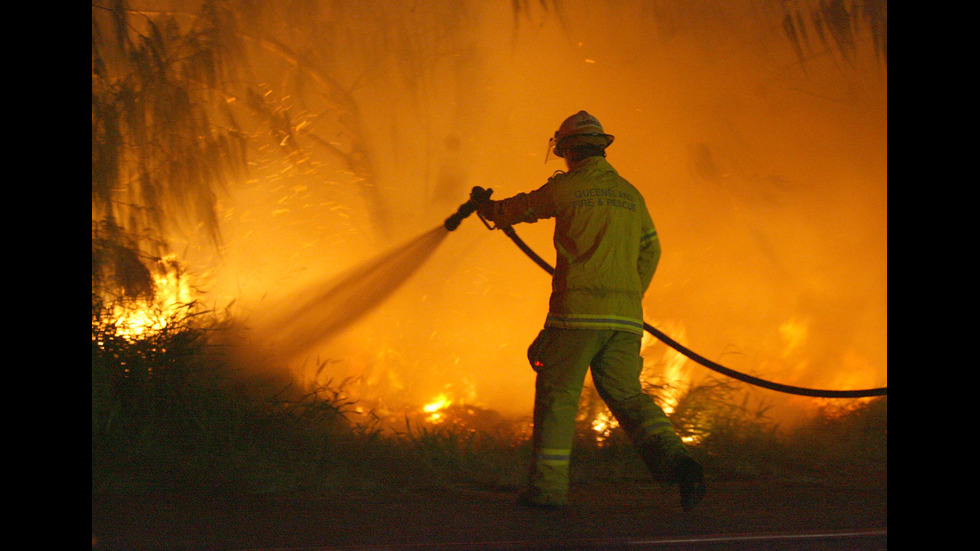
[780,0,887,69]
[92,0,886,304]
[91,0,471,302]
[93,0,248,301]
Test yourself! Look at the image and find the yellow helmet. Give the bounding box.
[549,110,615,159]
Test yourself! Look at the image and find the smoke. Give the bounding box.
[177,1,885,425]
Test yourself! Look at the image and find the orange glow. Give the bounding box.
[641,322,691,415]
[591,410,619,444]
[95,255,195,345]
[162,2,884,430]
[423,394,452,423]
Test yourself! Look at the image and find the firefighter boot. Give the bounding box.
[672,455,706,511]
[634,434,706,511]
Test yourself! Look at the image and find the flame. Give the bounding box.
[132,2,885,432]
[778,318,809,358]
[423,393,452,423]
[591,410,619,444]
[641,321,691,415]
[95,255,195,345]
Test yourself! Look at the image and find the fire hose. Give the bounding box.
[446,187,886,399]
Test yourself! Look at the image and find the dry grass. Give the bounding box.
[92,308,885,496]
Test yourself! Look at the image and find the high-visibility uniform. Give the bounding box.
[481,156,695,507]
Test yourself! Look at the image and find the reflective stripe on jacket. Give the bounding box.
[483,157,660,334]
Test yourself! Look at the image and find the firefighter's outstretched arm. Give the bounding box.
[476,185,554,229]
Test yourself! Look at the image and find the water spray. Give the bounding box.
[257,186,495,362]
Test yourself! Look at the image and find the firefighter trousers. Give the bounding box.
[523,327,692,506]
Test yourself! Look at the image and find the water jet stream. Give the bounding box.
[260,225,449,361]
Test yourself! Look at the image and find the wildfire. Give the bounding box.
[778,318,809,358]
[423,393,452,423]
[95,254,196,346]
[641,322,691,416]
[591,410,619,444]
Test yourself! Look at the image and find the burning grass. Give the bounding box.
[92,307,885,496]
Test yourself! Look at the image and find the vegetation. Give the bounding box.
[92,0,886,497]
[92,313,885,496]
[92,0,887,304]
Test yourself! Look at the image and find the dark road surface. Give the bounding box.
[92,480,886,550]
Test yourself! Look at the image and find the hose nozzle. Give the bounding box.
[444,186,493,231]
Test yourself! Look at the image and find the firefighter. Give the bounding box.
[476,111,706,511]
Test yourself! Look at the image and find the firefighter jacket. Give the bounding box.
[481,156,660,334]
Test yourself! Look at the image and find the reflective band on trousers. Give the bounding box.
[640,418,674,437]
[536,448,571,465]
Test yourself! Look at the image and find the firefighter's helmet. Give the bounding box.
[549,111,615,159]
